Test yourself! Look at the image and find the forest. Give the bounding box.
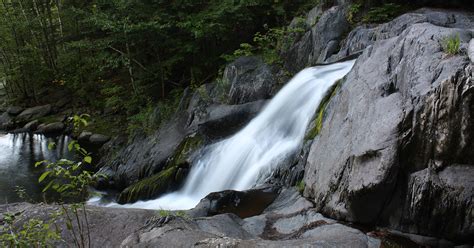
[0,0,322,135]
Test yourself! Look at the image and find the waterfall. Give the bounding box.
[102,60,355,210]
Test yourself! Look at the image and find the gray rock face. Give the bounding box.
[0,189,454,247]
[403,165,474,240]
[469,39,474,63]
[224,57,276,105]
[36,122,65,134]
[283,5,350,73]
[304,10,474,242]
[122,188,380,248]
[330,8,474,62]
[16,104,51,122]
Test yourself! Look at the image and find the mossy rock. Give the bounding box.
[169,133,204,168]
[117,166,178,204]
[305,79,343,140]
[117,134,204,204]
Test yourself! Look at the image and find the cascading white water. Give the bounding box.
[99,60,355,210]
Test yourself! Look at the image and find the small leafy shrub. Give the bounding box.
[0,213,62,247]
[223,26,305,65]
[442,34,461,55]
[35,114,104,248]
[362,3,404,23]
[347,3,362,24]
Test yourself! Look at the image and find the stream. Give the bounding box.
[0,133,73,204]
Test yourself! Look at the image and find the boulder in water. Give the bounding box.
[23,120,39,131]
[36,122,65,134]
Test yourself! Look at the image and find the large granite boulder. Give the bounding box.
[304,9,474,242]
[283,5,351,73]
[224,57,276,105]
[329,8,474,62]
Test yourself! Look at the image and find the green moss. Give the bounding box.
[297,180,305,194]
[118,166,178,203]
[117,134,203,203]
[169,134,204,168]
[305,80,342,140]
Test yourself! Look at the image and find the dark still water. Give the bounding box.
[0,133,73,204]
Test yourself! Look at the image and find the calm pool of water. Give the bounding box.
[0,133,73,204]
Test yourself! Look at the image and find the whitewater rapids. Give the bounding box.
[92,60,355,210]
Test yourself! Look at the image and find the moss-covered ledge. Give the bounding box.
[305,78,343,140]
[117,133,204,204]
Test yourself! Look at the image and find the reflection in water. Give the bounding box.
[0,133,72,204]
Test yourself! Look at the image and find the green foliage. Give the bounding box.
[127,89,183,136]
[297,180,305,194]
[157,210,190,219]
[0,213,61,247]
[362,3,404,23]
[0,0,322,112]
[442,34,461,55]
[347,3,362,24]
[33,115,104,248]
[224,26,305,65]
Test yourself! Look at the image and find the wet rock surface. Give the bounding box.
[0,188,460,247]
[99,60,273,199]
[304,8,474,242]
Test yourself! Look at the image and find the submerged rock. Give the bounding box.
[190,185,280,218]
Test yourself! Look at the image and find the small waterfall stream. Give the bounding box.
[103,60,355,210]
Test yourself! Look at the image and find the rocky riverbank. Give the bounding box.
[1,1,473,247]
